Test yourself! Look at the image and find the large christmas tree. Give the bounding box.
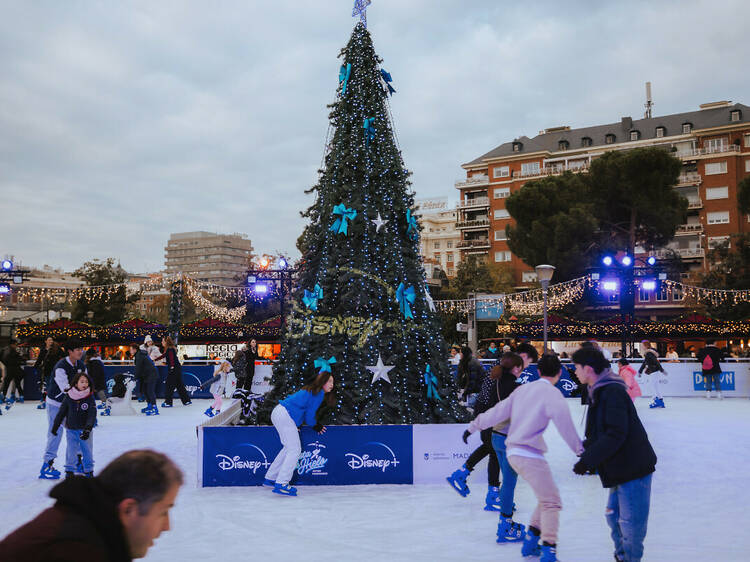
[259,22,468,425]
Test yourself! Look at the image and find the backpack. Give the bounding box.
[702,353,713,371]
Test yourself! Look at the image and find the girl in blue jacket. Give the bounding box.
[264,371,335,496]
[52,373,97,478]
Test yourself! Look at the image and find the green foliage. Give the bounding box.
[737,177,750,215]
[506,147,687,281]
[258,24,468,425]
[701,234,750,319]
[71,258,134,325]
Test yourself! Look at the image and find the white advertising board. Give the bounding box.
[412,424,484,484]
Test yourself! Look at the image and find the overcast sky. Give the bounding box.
[2,0,749,273]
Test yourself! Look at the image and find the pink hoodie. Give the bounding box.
[618,365,642,400]
[469,378,583,457]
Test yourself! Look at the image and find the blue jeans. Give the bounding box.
[44,402,63,462]
[491,433,518,515]
[64,429,94,473]
[606,473,652,562]
[704,373,721,392]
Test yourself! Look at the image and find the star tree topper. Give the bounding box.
[366,354,395,385]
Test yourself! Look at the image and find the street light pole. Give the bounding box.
[535,265,556,353]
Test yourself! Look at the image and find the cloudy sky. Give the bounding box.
[2,0,749,273]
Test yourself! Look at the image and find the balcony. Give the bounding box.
[457,239,491,249]
[687,197,703,209]
[676,172,702,186]
[675,223,703,236]
[651,247,705,259]
[456,197,490,210]
[516,162,590,179]
[456,218,490,230]
[455,175,489,189]
[676,144,741,158]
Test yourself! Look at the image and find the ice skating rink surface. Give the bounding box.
[0,397,748,561]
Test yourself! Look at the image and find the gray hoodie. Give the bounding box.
[587,368,628,404]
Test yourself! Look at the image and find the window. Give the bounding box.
[630,130,640,141]
[682,123,692,134]
[672,286,684,301]
[746,159,750,173]
[581,137,592,147]
[433,253,440,261]
[433,241,440,249]
[707,211,730,224]
[522,271,538,283]
[706,186,729,200]
[639,288,650,302]
[447,253,454,263]
[446,241,453,249]
[512,141,523,152]
[494,251,512,262]
[730,110,741,122]
[656,287,669,302]
[494,209,510,220]
[493,166,510,178]
[494,230,508,241]
[494,187,511,199]
[520,162,540,175]
[655,126,666,138]
[558,140,569,151]
[705,137,728,152]
[605,134,616,144]
[705,161,727,175]
[708,236,730,249]
[745,134,750,147]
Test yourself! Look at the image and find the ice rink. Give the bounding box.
[1,397,748,561]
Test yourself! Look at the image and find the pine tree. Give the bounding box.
[258,23,468,425]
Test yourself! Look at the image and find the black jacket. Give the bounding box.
[475,367,519,415]
[580,379,657,488]
[459,358,484,394]
[244,348,259,380]
[86,359,107,392]
[696,345,723,375]
[53,393,97,433]
[638,349,663,375]
[133,349,157,382]
[0,476,132,561]
[1,346,24,377]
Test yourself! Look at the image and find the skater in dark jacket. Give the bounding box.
[85,348,108,409]
[242,339,260,391]
[0,339,25,405]
[52,372,97,478]
[129,343,159,416]
[0,449,183,561]
[448,352,524,511]
[572,346,657,562]
[696,340,724,399]
[157,336,191,407]
[457,346,484,408]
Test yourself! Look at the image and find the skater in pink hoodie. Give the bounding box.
[617,359,642,401]
[465,353,582,562]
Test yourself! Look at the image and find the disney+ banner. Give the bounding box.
[202,425,413,487]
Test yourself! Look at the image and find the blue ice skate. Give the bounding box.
[521,529,541,557]
[160,402,173,408]
[446,464,471,497]
[272,483,297,496]
[540,544,557,561]
[17,396,24,404]
[204,407,215,418]
[649,397,665,409]
[496,517,525,543]
[38,460,61,480]
[145,405,160,416]
[263,478,276,487]
[37,401,47,410]
[5,396,15,410]
[101,406,111,416]
[140,405,151,413]
[484,485,501,511]
[97,403,106,409]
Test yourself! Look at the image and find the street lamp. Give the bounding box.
[535,264,556,353]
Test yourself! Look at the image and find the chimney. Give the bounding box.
[621,116,633,130]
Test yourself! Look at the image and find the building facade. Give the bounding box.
[416,198,461,278]
[164,231,254,286]
[458,101,750,292]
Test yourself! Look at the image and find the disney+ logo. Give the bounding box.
[216,443,271,474]
[345,442,400,473]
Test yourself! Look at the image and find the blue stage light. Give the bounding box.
[253,283,268,295]
[602,256,613,266]
[1,260,12,271]
[641,280,657,291]
[621,255,633,266]
[602,280,619,291]
[278,258,287,269]
[647,256,657,266]
[0,283,10,294]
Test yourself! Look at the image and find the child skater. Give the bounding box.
[200,359,233,417]
[464,353,582,562]
[264,371,335,496]
[617,358,642,401]
[51,373,97,478]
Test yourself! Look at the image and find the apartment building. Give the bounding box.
[416,198,461,278]
[458,101,750,291]
[164,231,254,286]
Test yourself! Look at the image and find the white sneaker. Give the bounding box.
[705,391,712,399]
[717,392,724,400]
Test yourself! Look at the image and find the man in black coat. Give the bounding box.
[696,340,724,399]
[1,339,26,404]
[571,347,657,562]
[0,449,183,561]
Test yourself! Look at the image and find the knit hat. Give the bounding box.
[144,335,153,344]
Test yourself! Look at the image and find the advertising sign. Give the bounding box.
[475,295,505,320]
[201,424,413,487]
[412,424,482,484]
[692,371,736,391]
